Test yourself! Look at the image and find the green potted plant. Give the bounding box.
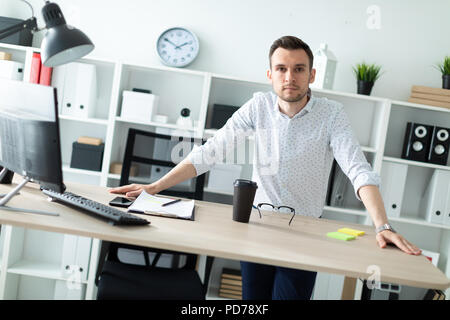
[436,56,450,89]
[352,62,382,95]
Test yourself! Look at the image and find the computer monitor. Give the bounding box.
[0,78,64,194]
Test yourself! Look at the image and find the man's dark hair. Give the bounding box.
[269,36,314,70]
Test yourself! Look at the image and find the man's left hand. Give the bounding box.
[376,230,422,255]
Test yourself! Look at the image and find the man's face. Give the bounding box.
[267,48,316,103]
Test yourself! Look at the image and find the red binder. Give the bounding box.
[30,52,41,84]
[39,65,53,86]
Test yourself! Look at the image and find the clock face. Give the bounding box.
[156,27,199,67]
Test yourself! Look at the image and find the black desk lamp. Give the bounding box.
[0,0,94,67]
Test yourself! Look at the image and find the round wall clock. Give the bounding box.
[156,27,199,68]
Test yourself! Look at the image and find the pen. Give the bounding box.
[162,198,182,207]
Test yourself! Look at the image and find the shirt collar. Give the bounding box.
[273,88,315,119]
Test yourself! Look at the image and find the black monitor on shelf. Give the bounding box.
[0,79,65,207]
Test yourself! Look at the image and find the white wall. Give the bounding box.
[1,0,449,101]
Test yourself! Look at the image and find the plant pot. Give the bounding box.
[357,80,374,95]
[443,75,450,90]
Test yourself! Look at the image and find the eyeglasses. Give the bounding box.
[253,202,296,226]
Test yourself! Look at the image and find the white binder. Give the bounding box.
[60,234,92,282]
[61,62,97,118]
[421,169,450,224]
[51,64,67,114]
[444,181,450,226]
[0,60,24,81]
[380,162,408,218]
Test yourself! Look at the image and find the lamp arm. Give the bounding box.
[0,17,38,41]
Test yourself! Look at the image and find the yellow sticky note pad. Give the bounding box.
[338,228,365,237]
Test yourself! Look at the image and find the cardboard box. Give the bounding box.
[0,52,11,60]
[408,98,450,109]
[109,162,139,177]
[77,136,103,146]
[412,85,450,97]
[411,92,450,103]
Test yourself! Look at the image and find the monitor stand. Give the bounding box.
[0,170,59,217]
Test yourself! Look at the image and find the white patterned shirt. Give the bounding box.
[187,91,381,218]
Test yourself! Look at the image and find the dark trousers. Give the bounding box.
[240,261,317,300]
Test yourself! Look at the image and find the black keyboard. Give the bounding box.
[42,189,150,226]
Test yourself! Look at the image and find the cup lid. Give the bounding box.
[234,179,258,188]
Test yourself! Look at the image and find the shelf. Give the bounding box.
[204,187,234,196]
[115,117,198,132]
[361,146,377,153]
[0,43,31,52]
[63,165,103,177]
[323,206,367,217]
[59,115,109,125]
[313,87,388,103]
[389,216,450,230]
[107,173,151,184]
[383,156,450,171]
[391,100,450,114]
[7,260,85,283]
[123,62,206,77]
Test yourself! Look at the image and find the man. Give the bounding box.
[110,36,422,300]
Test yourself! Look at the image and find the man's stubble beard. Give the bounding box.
[277,87,309,103]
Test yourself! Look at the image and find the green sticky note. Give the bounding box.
[327,232,356,241]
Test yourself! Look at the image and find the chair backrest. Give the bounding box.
[120,128,206,200]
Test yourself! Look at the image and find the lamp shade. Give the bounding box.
[40,2,94,67]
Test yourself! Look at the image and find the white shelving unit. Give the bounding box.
[0,43,449,300]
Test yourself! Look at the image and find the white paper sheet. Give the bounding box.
[128,191,194,219]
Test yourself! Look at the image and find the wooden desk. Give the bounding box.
[1,180,449,299]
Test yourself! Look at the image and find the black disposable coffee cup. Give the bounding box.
[232,179,258,223]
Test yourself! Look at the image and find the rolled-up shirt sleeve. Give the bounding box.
[329,104,381,201]
[187,98,256,176]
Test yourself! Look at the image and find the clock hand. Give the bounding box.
[164,38,178,47]
[175,42,189,49]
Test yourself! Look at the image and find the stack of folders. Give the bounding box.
[420,169,450,226]
[219,268,242,300]
[423,289,446,300]
[409,85,450,110]
[380,162,409,218]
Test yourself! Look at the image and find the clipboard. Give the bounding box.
[127,191,195,221]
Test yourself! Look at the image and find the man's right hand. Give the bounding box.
[108,159,197,199]
[108,183,161,198]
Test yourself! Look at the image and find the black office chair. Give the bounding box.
[96,128,213,299]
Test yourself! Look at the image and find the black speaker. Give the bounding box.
[0,166,14,184]
[428,126,450,165]
[401,122,434,163]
